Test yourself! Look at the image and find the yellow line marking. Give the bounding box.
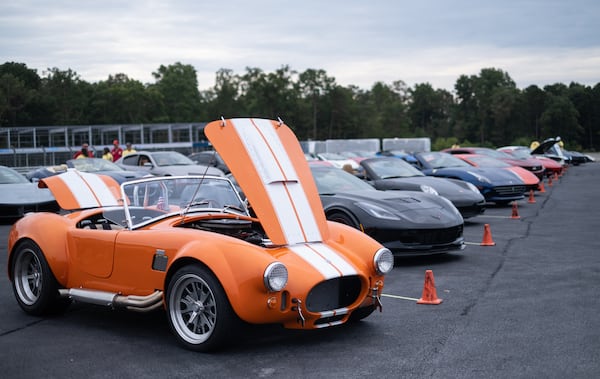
[381,293,419,301]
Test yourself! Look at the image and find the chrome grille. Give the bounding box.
[494,185,526,196]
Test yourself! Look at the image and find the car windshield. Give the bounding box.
[0,166,29,184]
[119,176,248,229]
[152,151,196,166]
[365,158,424,178]
[311,167,376,193]
[473,148,512,159]
[462,155,511,168]
[419,152,472,168]
[69,158,123,172]
[503,148,532,159]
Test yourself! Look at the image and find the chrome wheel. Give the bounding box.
[13,246,43,306]
[166,264,237,351]
[169,273,217,344]
[11,240,69,315]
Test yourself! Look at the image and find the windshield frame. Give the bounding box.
[119,175,248,229]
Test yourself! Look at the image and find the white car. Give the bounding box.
[115,151,224,176]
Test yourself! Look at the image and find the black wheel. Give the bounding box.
[11,240,70,316]
[166,264,239,352]
[349,305,376,322]
[328,211,359,229]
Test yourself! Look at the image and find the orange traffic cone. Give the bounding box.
[511,201,520,219]
[417,270,442,305]
[554,172,559,181]
[528,189,536,204]
[538,181,546,193]
[481,223,496,246]
[548,174,553,187]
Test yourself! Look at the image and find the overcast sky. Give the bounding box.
[1,1,599,92]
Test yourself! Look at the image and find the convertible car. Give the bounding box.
[7,118,393,352]
[311,165,465,256]
[359,157,486,219]
[410,152,526,205]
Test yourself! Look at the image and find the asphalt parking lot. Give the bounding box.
[1,161,599,378]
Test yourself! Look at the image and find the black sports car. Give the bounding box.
[360,157,486,219]
[310,165,465,256]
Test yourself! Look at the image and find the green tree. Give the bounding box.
[0,62,42,126]
[88,73,165,124]
[297,68,336,139]
[40,67,92,125]
[409,83,454,140]
[151,62,201,122]
[200,68,241,120]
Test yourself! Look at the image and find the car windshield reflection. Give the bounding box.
[119,176,248,229]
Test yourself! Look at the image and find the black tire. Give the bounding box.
[11,240,70,316]
[328,211,359,229]
[166,264,239,352]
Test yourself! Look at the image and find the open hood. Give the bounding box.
[204,118,328,246]
[531,138,560,155]
[38,169,121,210]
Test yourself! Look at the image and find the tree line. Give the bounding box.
[1,61,599,151]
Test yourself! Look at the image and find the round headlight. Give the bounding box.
[374,248,394,275]
[263,262,288,292]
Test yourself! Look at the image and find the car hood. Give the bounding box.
[38,169,121,210]
[531,138,559,155]
[100,170,148,183]
[428,166,524,186]
[373,176,484,203]
[205,118,328,246]
[322,190,463,226]
[2,183,56,205]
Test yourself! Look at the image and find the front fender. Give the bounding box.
[8,213,72,284]
[166,238,282,323]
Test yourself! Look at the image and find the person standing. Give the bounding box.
[73,143,94,159]
[111,139,123,162]
[122,142,137,157]
[102,147,113,161]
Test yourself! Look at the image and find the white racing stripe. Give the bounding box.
[57,170,119,208]
[231,118,321,244]
[290,243,357,279]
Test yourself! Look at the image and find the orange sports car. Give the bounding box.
[7,118,393,351]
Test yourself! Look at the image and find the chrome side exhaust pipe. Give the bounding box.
[59,288,163,312]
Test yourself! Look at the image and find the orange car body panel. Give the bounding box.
[8,118,386,328]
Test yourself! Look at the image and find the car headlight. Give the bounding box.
[420,184,439,196]
[374,248,394,275]
[355,202,400,220]
[464,181,480,193]
[263,262,288,292]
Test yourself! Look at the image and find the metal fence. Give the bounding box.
[0,123,211,170]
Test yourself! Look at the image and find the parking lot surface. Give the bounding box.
[1,162,599,378]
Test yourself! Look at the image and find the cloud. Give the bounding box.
[1,1,599,91]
